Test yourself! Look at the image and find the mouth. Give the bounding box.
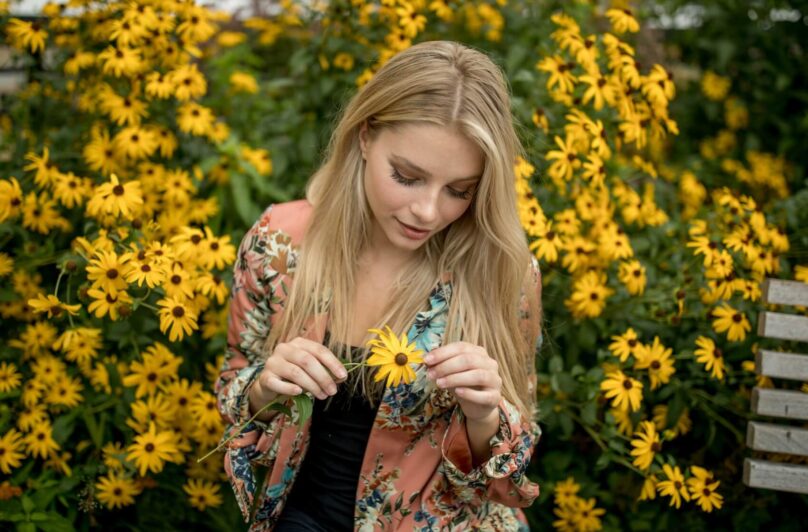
[397,219,431,239]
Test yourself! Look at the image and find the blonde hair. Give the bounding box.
[263,40,540,418]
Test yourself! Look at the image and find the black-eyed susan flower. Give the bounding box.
[600,370,643,412]
[710,303,750,342]
[95,471,141,509]
[656,464,690,508]
[21,193,66,234]
[701,70,731,101]
[122,354,167,399]
[28,293,81,319]
[229,71,259,94]
[177,102,215,136]
[166,63,208,101]
[6,18,48,54]
[86,285,132,320]
[633,336,675,390]
[114,126,158,160]
[365,325,424,388]
[183,478,223,511]
[97,45,144,78]
[200,227,236,270]
[565,270,613,319]
[0,429,25,474]
[127,394,177,433]
[618,260,646,296]
[694,336,726,380]
[0,362,22,393]
[605,8,640,33]
[44,374,84,409]
[0,177,23,222]
[638,475,657,501]
[686,466,723,512]
[126,422,180,476]
[629,421,661,471]
[609,327,640,362]
[86,250,132,295]
[189,391,222,429]
[157,296,199,342]
[553,476,581,507]
[23,420,60,459]
[652,404,692,439]
[87,174,144,219]
[82,128,122,175]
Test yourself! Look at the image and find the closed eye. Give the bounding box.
[390,167,474,200]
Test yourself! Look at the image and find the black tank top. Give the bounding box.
[275,333,380,532]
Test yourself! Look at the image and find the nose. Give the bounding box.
[410,188,440,226]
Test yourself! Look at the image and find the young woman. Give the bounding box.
[215,40,543,531]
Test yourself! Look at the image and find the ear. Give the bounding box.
[358,121,368,160]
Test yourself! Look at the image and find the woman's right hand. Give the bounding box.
[248,337,348,421]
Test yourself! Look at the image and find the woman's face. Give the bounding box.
[359,122,484,258]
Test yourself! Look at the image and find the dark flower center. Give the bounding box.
[394,353,408,366]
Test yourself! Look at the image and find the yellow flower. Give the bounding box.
[0,177,24,222]
[229,71,258,93]
[86,250,132,295]
[600,370,643,412]
[87,173,144,220]
[701,70,731,101]
[633,336,675,390]
[23,420,60,459]
[95,471,141,509]
[656,464,690,508]
[167,63,208,101]
[365,325,424,388]
[686,466,723,512]
[27,293,81,319]
[638,475,657,501]
[630,421,661,471]
[618,260,646,295]
[86,286,132,321]
[126,423,180,476]
[0,429,26,474]
[6,18,48,53]
[694,336,726,380]
[0,362,22,393]
[44,375,83,408]
[553,476,581,507]
[565,270,614,319]
[711,303,751,342]
[609,328,640,362]
[183,478,223,511]
[157,296,199,342]
[177,102,215,136]
[652,404,692,438]
[605,8,640,33]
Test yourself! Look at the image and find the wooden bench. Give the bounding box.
[743,278,808,494]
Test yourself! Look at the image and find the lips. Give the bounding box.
[399,221,429,232]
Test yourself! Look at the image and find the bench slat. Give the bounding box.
[743,458,808,494]
[746,421,808,456]
[757,311,808,343]
[752,388,808,420]
[763,279,808,307]
[756,349,808,380]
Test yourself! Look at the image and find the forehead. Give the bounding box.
[377,123,484,181]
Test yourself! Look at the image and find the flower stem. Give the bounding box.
[197,397,286,463]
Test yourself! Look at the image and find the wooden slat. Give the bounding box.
[758,311,808,343]
[756,349,808,380]
[743,458,808,494]
[752,388,808,420]
[763,278,808,307]
[747,421,808,456]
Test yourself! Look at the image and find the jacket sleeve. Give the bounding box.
[214,204,295,521]
[439,257,543,508]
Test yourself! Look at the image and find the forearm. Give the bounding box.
[464,408,500,468]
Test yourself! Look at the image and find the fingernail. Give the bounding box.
[328,385,337,395]
[317,392,327,400]
[338,369,348,379]
[424,355,433,364]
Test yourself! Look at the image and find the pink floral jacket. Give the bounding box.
[215,200,543,531]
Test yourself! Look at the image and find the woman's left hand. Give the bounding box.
[423,342,502,422]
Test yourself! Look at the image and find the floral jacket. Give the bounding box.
[215,200,543,531]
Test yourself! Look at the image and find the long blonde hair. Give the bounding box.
[263,40,540,419]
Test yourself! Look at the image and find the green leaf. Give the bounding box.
[293,394,313,428]
[16,523,36,532]
[21,496,34,515]
[230,173,262,227]
[580,401,598,426]
[548,355,563,374]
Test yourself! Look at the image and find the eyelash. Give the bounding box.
[390,168,473,200]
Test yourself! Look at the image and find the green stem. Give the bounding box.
[53,270,65,297]
[197,396,287,463]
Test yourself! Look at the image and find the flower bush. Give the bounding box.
[0,0,806,530]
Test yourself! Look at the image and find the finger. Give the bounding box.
[287,348,340,398]
[260,372,303,397]
[455,387,501,409]
[274,357,331,400]
[427,353,483,380]
[292,337,348,382]
[435,369,500,391]
[424,342,479,367]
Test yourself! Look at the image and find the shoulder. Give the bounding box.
[266,199,313,247]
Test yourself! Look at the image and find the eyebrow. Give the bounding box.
[390,154,481,184]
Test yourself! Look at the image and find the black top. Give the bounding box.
[275,333,380,532]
